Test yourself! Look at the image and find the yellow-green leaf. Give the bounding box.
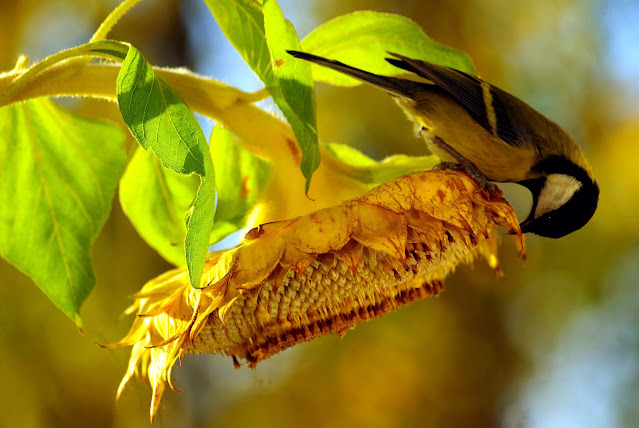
[301,11,477,86]
[119,146,199,266]
[205,0,320,193]
[0,99,126,324]
[117,46,215,288]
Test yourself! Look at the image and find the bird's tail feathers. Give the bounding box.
[287,50,427,99]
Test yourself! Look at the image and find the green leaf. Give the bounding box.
[90,48,128,61]
[210,126,270,245]
[117,46,208,176]
[263,0,319,194]
[322,143,377,167]
[205,0,320,193]
[323,143,439,185]
[184,172,216,289]
[0,99,126,324]
[203,0,274,88]
[117,46,215,289]
[86,39,130,60]
[119,146,199,266]
[300,11,477,86]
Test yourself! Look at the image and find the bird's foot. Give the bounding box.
[430,135,498,197]
[433,162,464,172]
[434,161,497,196]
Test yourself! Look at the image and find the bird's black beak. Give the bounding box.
[518,218,533,234]
[513,177,545,236]
[507,218,533,235]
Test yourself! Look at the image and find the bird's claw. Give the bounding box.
[434,161,497,198]
[433,161,464,172]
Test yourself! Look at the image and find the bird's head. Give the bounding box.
[517,156,599,238]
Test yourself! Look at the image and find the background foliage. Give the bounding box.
[0,0,638,427]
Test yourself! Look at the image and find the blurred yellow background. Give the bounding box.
[1,0,638,427]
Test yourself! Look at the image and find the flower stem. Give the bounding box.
[90,0,145,42]
[0,41,129,106]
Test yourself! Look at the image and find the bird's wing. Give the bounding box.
[387,53,522,146]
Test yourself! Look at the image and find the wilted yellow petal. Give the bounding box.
[410,171,475,232]
[352,202,407,261]
[130,268,188,299]
[116,341,148,400]
[229,233,285,290]
[290,202,359,254]
[200,249,238,287]
[358,176,415,213]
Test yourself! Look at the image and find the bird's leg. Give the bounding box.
[431,135,497,196]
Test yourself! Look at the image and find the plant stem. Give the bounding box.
[0,41,128,106]
[90,0,145,42]
[0,59,367,223]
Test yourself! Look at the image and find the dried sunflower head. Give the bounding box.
[105,170,525,421]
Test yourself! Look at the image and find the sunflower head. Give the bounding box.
[104,170,525,421]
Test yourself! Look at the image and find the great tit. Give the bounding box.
[288,50,599,238]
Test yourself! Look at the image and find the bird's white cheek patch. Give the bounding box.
[535,174,583,218]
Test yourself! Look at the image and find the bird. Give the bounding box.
[287,50,599,238]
